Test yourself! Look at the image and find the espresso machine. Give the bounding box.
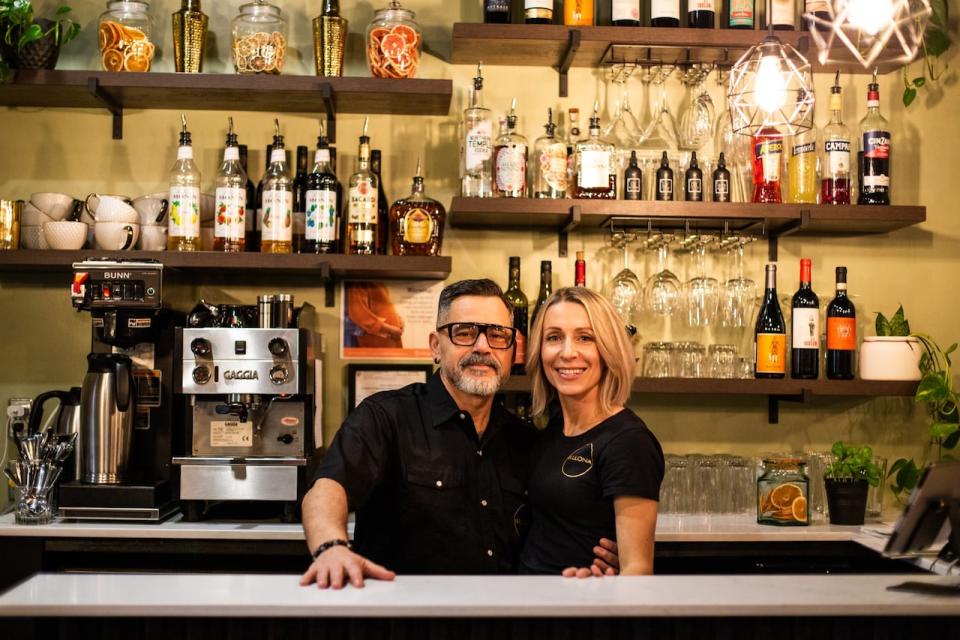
[59,259,181,521]
[174,296,317,522]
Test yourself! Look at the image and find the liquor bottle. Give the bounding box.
[531,260,553,328]
[525,1,553,23]
[684,151,704,202]
[532,108,568,199]
[754,264,787,379]
[655,151,674,201]
[504,256,529,375]
[770,0,796,30]
[371,149,389,254]
[804,0,830,32]
[624,150,642,200]
[688,0,715,28]
[260,120,293,254]
[331,145,343,252]
[239,144,257,251]
[713,152,731,202]
[821,71,852,205]
[751,126,784,203]
[213,117,247,253]
[574,102,616,200]
[168,114,202,251]
[304,124,339,254]
[651,0,680,27]
[564,0,594,25]
[390,158,446,257]
[790,258,820,380]
[461,64,493,198]
[347,117,378,255]
[858,69,891,206]
[826,266,856,380]
[786,91,818,204]
[292,145,309,252]
[565,108,581,198]
[484,0,511,23]
[728,0,754,29]
[494,99,528,198]
[575,250,586,287]
[611,0,640,26]
[253,144,271,252]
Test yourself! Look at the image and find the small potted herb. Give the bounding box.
[824,441,882,526]
[0,1,80,72]
[859,305,923,381]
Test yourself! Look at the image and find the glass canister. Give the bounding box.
[366,0,422,79]
[98,1,156,72]
[757,456,809,526]
[232,0,287,75]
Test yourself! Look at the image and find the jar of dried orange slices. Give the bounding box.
[365,0,421,79]
[757,456,809,526]
[231,0,287,75]
[98,1,156,73]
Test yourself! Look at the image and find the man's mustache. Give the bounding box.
[459,353,502,374]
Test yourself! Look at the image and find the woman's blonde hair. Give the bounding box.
[526,287,634,417]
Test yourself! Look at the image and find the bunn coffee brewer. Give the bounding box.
[60,259,182,521]
[174,296,317,522]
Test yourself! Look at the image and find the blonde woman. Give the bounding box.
[519,287,663,576]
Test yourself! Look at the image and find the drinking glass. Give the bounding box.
[684,240,720,327]
[602,233,642,328]
[642,342,674,378]
[725,456,757,515]
[866,456,888,519]
[676,342,706,378]
[706,344,738,378]
[721,240,758,329]
[805,451,835,522]
[692,455,721,515]
[736,357,755,379]
[644,237,682,317]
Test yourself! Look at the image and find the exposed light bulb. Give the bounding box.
[846,0,895,37]
[754,54,787,113]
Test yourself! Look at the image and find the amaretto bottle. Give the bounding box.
[214,117,247,252]
[260,119,294,254]
[168,114,202,251]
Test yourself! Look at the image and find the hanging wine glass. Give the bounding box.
[721,239,758,329]
[684,237,721,327]
[640,64,678,149]
[603,232,643,328]
[644,235,682,317]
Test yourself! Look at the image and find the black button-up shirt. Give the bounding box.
[314,372,535,574]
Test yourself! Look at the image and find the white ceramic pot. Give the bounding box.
[859,337,923,381]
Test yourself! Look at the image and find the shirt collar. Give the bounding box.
[423,371,510,433]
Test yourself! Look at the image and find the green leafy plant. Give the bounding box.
[875,305,911,336]
[903,0,951,107]
[825,441,883,487]
[888,334,959,499]
[0,1,80,52]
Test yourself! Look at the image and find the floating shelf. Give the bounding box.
[0,70,453,140]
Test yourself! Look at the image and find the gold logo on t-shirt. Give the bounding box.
[562,443,594,478]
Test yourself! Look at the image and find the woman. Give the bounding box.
[520,287,663,576]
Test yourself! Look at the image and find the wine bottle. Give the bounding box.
[770,0,796,30]
[611,0,640,26]
[484,0,511,23]
[755,264,787,379]
[804,0,830,32]
[790,258,820,379]
[826,266,856,380]
[651,0,680,27]
[688,0,715,28]
[575,250,586,287]
[370,149,389,254]
[684,151,704,202]
[525,1,553,24]
[728,0,755,29]
[293,145,309,253]
[655,151,674,201]
[564,0,594,25]
[713,152,731,202]
[624,150,642,200]
[505,257,529,376]
[532,260,553,328]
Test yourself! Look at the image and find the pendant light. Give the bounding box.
[727,0,814,136]
[806,1,932,69]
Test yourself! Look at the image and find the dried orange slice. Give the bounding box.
[379,33,406,60]
[124,25,147,41]
[369,27,390,41]
[791,496,807,522]
[770,483,803,509]
[102,49,124,72]
[124,50,150,72]
[391,24,418,47]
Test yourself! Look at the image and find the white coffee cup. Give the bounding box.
[95,222,140,251]
[22,203,54,227]
[30,192,77,221]
[20,225,50,250]
[43,220,88,250]
[138,225,168,251]
[85,193,132,217]
[94,196,139,223]
[133,195,170,226]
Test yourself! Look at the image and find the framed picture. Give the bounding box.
[347,363,435,411]
[340,280,443,360]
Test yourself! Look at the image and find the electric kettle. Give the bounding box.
[28,387,82,480]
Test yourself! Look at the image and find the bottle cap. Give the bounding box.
[225,116,238,147]
[576,251,584,261]
[179,113,192,146]
[473,63,484,91]
[272,118,285,149]
[507,98,518,128]
[836,266,848,283]
[541,260,551,272]
[360,116,370,145]
[717,152,726,167]
[544,108,556,136]
[509,256,520,267]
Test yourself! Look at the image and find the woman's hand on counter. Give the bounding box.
[561,538,620,578]
[299,545,396,589]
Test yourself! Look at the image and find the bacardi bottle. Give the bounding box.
[304,124,339,254]
[494,99,528,198]
[260,120,293,254]
[168,114,202,251]
[461,64,493,198]
[532,108,568,199]
[858,69,891,205]
[821,71,852,205]
[213,117,247,252]
[574,103,616,199]
[752,126,784,203]
[347,118,378,255]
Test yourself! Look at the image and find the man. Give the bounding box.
[301,280,616,589]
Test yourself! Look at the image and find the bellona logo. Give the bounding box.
[562,443,594,478]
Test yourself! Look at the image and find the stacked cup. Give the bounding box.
[88,194,139,250]
[133,194,169,251]
[22,192,87,250]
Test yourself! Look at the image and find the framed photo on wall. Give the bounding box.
[340,280,443,360]
[347,363,435,411]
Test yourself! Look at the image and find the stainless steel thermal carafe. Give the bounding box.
[80,353,135,484]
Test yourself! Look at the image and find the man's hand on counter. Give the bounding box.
[562,538,619,579]
[300,545,396,589]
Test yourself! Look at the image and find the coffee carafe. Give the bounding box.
[80,353,135,484]
[28,388,82,480]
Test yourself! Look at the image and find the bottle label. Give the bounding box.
[351,227,374,247]
[466,121,492,172]
[525,1,552,18]
[771,0,795,25]
[792,308,820,349]
[686,177,702,199]
[348,181,378,224]
[612,0,640,21]
[827,317,857,351]
[539,144,568,192]
[756,140,783,182]
[305,189,337,243]
[730,0,754,25]
[863,131,890,160]
[579,150,611,189]
[791,141,816,157]
[261,190,293,242]
[626,176,642,197]
[270,148,286,164]
[756,333,787,374]
[402,208,434,245]
[486,0,510,12]
[651,0,680,19]
[825,139,851,175]
[168,186,200,238]
[657,176,674,199]
[689,0,713,10]
[314,149,331,165]
[714,175,730,199]
[862,130,891,190]
[214,187,246,240]
[496,146,527,193]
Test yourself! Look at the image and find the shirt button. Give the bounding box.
[481,499,488,507]
[459,412,466,420]
[487,549,494,557]
[477,450,483,457]
[435,480,443,488]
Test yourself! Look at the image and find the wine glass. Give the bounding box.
[644,235,682,317]
[640,64,678,149]
[602,65,641,148]
[721,239,758,329]
[603,232,643,328]
[677,65,715,151]
[684,238,721,327]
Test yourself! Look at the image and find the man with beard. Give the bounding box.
[300,280,615,589]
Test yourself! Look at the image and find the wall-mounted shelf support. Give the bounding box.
[87,77,123,140]
[558,29,581,98]
[768,389,810,424]
[767,210,811,261]
[318,83,336,144]
[559,205,582,257]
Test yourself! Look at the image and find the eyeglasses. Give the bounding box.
[437,322,517,350]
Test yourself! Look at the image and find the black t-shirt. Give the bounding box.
[519,408,664,574]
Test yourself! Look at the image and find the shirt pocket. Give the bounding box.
[404,464,466,507]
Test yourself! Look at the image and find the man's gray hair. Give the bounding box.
[436,279,514,326]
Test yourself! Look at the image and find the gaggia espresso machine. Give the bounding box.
[174,296,317,522]
[60,259,182,521]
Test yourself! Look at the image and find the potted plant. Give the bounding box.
[824,441,882,526]
[859,306,923,381]
[0,1,80,71]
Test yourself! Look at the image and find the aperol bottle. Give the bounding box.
[751,126,784,203]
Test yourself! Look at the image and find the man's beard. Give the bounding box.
[446,352,504,397]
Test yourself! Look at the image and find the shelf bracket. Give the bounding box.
[318,263,334,308]
[88,77,123,140]
[319,83,336,144]
[768,390,809,424]
[558,29,581,98]
[559,205,581,258]
[767,210,811,261]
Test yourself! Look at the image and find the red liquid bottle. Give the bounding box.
[751,126,784,203]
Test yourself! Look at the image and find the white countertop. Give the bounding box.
[0,512,867,542]
[1,573,958,618]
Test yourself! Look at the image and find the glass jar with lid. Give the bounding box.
[98,1,156,72]
[231,0,287,75]
[757,456,809,526]
[366,0,422,79]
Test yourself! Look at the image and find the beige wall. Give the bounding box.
[1,1,958,511]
